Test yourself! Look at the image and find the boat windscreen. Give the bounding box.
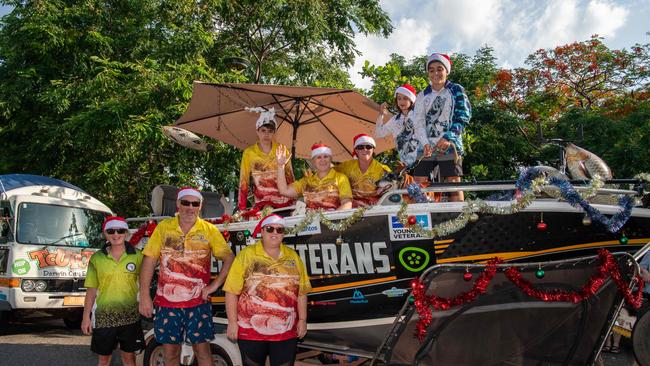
[378,253,637,366]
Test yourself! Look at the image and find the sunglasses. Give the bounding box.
[180,200,201,207]
[355,144,374,151]
[264,226,285,234]
[106,228,128,235]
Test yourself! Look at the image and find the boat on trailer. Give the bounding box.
[130,175,650,362]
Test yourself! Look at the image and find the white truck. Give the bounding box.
[0,174,112,331]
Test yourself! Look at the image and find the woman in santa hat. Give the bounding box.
[224,214,311,366]
[276,143,353,211]
[334,133,392,207]
[412,53,472,202]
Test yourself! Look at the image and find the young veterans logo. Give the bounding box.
[388,215,433,241]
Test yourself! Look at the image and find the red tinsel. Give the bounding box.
[411,249,645,341]
[128,220,157,245]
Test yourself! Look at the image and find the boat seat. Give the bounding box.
[150,184,233,218]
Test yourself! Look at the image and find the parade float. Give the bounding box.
[131,83,650,365]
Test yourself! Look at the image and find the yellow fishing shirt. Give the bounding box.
[238,142,295,210]
[335,159,391,207]
[291,169,352,210]
[223,241,311,341]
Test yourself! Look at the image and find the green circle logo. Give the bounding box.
[398,247,430,272]
[12,259,31,275]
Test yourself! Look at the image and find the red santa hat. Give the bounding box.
[177,186,203,201]
[426,53,452,73]
[352,133,376,157]
[311,143,332,158]
[103,216,129,231]
[394,84,417,103]
[252,214,286,237]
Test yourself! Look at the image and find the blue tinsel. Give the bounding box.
[548,176,634,233]
[407,183,430,203]
[406,167,635,233]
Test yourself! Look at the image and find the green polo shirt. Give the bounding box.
[84,244,143,328]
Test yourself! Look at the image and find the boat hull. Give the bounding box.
[213,201,650,355]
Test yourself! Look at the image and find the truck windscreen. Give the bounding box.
[16,202,106,248]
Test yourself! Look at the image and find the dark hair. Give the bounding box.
[394,95,414,117]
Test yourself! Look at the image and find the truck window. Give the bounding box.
[16,203,106,248]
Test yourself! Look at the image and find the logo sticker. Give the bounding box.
[382,287,408,298]
[350,289,368,304]
[126,262,136,272]
[388,215,433,241]
[12,259,31,275]
[398,247,430,272]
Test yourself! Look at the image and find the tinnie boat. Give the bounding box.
[129,172,650,360]
[201,177,650,358]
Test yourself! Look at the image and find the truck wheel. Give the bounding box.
[143,339,166,366]
[0,311,8,334]
[633,308,650,365]
[62,310,83,330]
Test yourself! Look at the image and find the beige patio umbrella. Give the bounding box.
[174,82,394,162]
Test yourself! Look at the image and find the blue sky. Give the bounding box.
[350,0,650,88]
[2,1,649,89]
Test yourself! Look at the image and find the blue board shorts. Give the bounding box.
[153,303,214,344]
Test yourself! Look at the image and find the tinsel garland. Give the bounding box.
[285,206,368,235]
[411,249,644,341]
[128,221,157,245]
[548,177,635,233]
[411,258,502,340]
[401,167,637,238]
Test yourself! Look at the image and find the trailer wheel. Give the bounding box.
[143,339,166,366]
[200,344,233,366]
[632,308,650,365]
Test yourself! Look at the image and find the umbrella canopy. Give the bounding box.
[175,82,394,162]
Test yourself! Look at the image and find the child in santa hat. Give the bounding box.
[412,53,472,201]
[376,83,429,171]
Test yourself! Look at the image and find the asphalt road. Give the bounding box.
[0,317,121,366]
[0,316,640,366]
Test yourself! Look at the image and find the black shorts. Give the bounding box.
[237,338,298,366]
[90,322,145,356]
[412,156,463,179]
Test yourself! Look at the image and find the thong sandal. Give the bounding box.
[610,346,621,354]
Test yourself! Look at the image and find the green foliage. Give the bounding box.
[212,0,392,83]
[0,0,392,216]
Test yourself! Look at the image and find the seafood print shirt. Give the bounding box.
[375,110,429,168]
[223,241,311,341]
[238,142,296,210]
[143,216,233,308]
[413,81,471,155]
[334,159,391,207]
[291,169,353,210]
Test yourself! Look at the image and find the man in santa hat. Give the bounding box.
[139,186,235,366]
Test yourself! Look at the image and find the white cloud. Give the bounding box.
[351,0,636,88]
[350,18,433,89]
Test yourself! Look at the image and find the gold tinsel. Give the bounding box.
[285,206,368,235]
